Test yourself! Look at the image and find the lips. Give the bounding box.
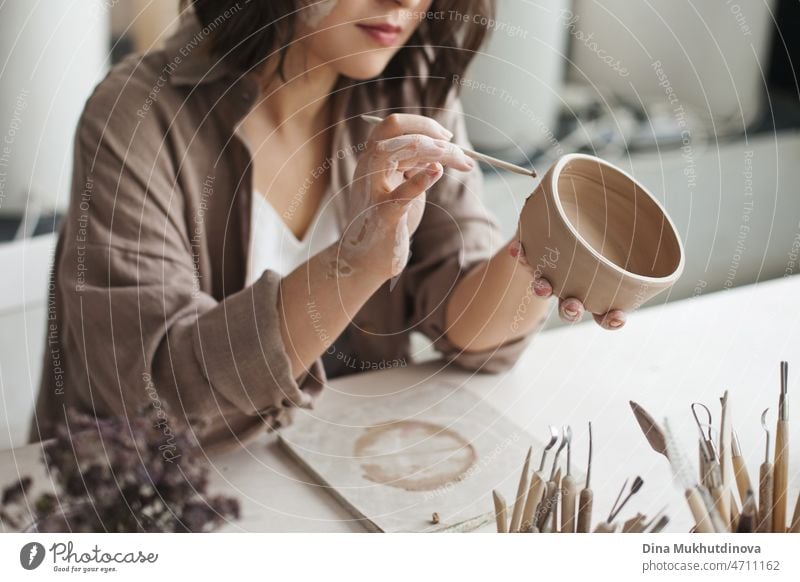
[356,22,403,47]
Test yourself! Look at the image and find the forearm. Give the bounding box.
[279,242,387,379]
[444,238,550,352]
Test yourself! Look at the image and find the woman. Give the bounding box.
[32,0,626,452]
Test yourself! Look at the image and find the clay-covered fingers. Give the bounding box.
[558,297,584,323]
[593,310,626,330]
[386,162,443,208]
[368,113,453,142]
[374,135,474,172]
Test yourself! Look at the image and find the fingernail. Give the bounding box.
[609,319,623,328]
[564,307,578,318]
[441,129,454,140]
[426,163,441,177]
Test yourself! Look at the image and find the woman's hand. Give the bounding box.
[508,239,627,330]
[338,114,475,281]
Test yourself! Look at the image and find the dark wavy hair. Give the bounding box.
[181,0,494,112]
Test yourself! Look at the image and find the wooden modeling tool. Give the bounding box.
[773,361,789,532]
[622,513,647,533]
[630,401,669,459]
[550,468,562,533]
[538,427,568,531]
[736,490,756,533]
[509,446,532,533]
[493,490,508,533]
[757,409,773,533]
[718,391,733,526]
[561,426,578,534]
[731,430,754,503]
[648,515,670,533]
[358,115,537,178]
[790,491,800,533]
[577,421,594,533]
[607,476,644,523]
[663,419,717,533]
[521,426,557,532]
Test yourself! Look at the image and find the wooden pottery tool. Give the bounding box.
[790,490,800,533]
[607,476,644,523]
[550,468,563,533]
[577,421,594,533]
[358,114,537,178]
[718,390,732,526]
[773,361,789,532]
[648,516,670,533]
[630,401,668,459]
[520,426,558,532]
[493,490,509,533]
[757,409,774,533]
[736,490,757,533]
[731,430,754,503]
[663,419,718,533]
[560,426,578,534]
[593,521,617,533]
[622,513,649,533]
[537,427,568,531]
[509,446,533,533]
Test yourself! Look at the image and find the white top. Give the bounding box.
[246,190,340,285]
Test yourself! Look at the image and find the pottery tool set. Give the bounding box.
[491,423,665,533]
[491,361,798,534]
[627,361,797,534]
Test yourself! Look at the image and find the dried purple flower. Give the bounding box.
[1,406,239,533]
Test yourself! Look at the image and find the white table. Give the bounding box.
[2,275,799,532]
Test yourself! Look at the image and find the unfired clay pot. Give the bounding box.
[518,154,684,314]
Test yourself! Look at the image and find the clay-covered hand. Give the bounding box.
[339,114,474,281]
[508,239,627,330]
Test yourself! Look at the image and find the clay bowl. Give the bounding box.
[518,153,684,314]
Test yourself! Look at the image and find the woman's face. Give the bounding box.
[296,0,434,80]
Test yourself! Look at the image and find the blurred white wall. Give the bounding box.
[461,0,570,158]
[0,234,54,449]
[0,0,110,216]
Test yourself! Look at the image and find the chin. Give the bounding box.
[335,55,395,81]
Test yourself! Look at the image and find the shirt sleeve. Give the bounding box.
[56,76,324,447]
[402,93,532,373]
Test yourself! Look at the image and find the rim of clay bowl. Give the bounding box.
[548,153,685,284]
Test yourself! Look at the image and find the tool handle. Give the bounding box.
[560,475,578,534]
[576,488,593,533]
[492,491,508,533]
[685,488,714,533]
[711,486,731,532]
[520,473,545,532]
[757,462,773,533]
[551,474,562,533]
[732,454,753,504]
[537,481,557,531]
[729,491,741,532]
[509,480,529,533]
[790,490,800,533]
[773,420,789,532]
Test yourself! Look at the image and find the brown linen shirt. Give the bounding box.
[31,13,530,452]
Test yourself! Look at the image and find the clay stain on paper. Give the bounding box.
[354,420,477,492]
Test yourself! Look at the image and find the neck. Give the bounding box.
[253,44,339,133]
